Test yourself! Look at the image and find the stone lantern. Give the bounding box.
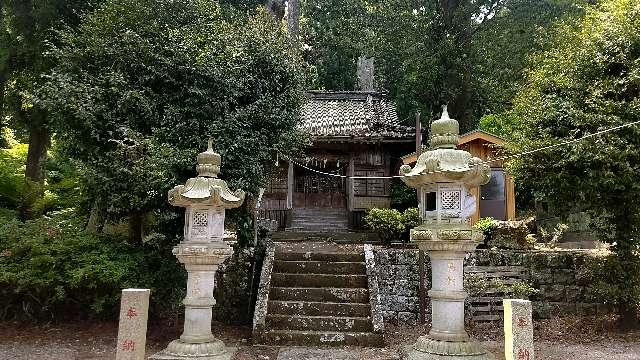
[152,140,245,360]
[400,106,493,360]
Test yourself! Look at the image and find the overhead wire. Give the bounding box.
[279,119,640,180]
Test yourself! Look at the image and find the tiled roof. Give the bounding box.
[301,91,414,139]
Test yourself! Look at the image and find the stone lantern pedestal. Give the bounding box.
[152,140,244,360]
[400,107,494,360]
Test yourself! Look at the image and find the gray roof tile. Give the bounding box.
[301,91,414,139]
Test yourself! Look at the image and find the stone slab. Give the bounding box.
[504,299,534,360]
[151,347,237,360]
[116,289,150,360]
[277,347,398,360]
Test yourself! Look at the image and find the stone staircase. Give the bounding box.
[253,243,384,346]
[288,208,349,232]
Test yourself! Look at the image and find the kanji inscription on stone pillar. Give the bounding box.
[116,289,150,360]
[504,299,534,360]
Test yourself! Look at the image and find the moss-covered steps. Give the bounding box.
[255,243,383,347]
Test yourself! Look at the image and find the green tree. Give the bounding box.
[0,0,99,218]
[36,0,308,243]
[510,0,640,327]
[471,0,588,116]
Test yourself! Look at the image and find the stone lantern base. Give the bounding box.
[403,339,494,360]
[151,343,236,360]
[402,224,495,360]
[150,243,237,360]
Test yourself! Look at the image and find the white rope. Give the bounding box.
[280,119,640,180]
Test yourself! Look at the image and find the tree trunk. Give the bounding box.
[266,0,285,21]
[25,122,50,182]
[86,199,106,234]
[20,117,50,219]
[128,211,145,245]
[287,0,300,46]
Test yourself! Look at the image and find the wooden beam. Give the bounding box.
[286,161,293,209]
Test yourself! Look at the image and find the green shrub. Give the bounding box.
[474,217,495,234]
[582,254,640,311]
[496,279,539,299]
[389,180,418,211]
[0,210,184,321]
[401,208,421,229]
[0,144,28,209]
[365,208,405,246]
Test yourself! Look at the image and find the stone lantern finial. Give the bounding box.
[429,104,460,149]
[196,138,221,178]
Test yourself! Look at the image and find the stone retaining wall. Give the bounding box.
[375,247,608,325]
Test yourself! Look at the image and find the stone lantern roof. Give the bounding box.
[399,106,490,188]
[168,139,245,208]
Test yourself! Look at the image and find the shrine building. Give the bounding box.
[259,90,415,231]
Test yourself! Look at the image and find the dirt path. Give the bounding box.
[0,319,638,360]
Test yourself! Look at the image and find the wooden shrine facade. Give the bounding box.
[259,91,414,230]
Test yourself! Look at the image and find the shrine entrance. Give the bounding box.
[292,166,346,208]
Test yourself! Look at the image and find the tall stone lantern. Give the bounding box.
[400,106,493,360]
[152,140,245,360]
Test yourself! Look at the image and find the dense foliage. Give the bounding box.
[0,210,184,320]
[365,207,420,245]
[508,0,640,326]
[301,0,587,131]
[34,0,307,241]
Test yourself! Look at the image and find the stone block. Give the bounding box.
[396,249,418,265]
[383,311,398,324]
[553,269,575,285]
[564,286,582,302]
[488,251,508,266]
[393,280,418,297]
[527,253,549,270]
[503,299,534,360]
[533,302,552,319]
[548,253,573,268]
[531,270,554,286]
[390,295,418,312]
[116,289,150,360]
[576,302,597,316]
[549,302,576,315]
[487,220,532,250]
[376,250,390,265]
[541,285,565,302]
[398,312,418,326]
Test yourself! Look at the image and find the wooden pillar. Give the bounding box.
[470,186,481,225]
[347,154,355,211]
[505,174,516,220]
[286,161,293,209]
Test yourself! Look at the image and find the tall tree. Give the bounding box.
[36,0,308,243]
[0,0,98,218]
[510,0,640,327]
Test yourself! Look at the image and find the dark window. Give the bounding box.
[425,192,437,211]
[481,170,506,201]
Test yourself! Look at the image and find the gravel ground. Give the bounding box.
[0,317,638,360]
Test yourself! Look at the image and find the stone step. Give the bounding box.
[257,330,383,347]
[266,314,373,332]
[269,287,370,303]
[268,300,371,317]
[271,273,368,288]
[273,260,366,275]
[275,252,364,262]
